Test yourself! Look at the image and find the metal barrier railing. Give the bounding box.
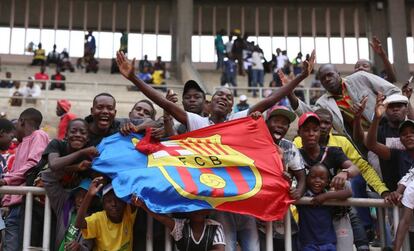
[0,186,410,251]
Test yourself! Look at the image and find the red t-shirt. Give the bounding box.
[34,72,49,81]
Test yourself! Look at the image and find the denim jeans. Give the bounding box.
[302,243,336,251]
[215,212,259,251]
[351,174,374,229]
[3,205,22,251]
[216,50,224,70]
[349,209,370,250]
[251,69,264,97]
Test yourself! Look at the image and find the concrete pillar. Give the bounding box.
[367,1,389,75]
[174,0,193,80]
[388,0,410,81]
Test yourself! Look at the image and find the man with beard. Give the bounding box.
[258,106,305,250]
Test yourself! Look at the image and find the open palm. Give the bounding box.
[116,51,136,80]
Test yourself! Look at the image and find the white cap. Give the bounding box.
[102,184,113,196]
[239,94,247,101]
[384,94,408,105]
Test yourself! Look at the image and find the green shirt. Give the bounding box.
[58,212,78,251]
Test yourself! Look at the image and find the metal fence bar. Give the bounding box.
[378,208,386,248]
[284,210,292,251]
[42,196,52,250]
[146,215,153,251]
[165,227,172,251]
[265,221,273,251]
[22,192,33,251]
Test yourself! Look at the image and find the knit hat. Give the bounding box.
[57,99,71,113]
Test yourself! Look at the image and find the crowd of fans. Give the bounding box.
[0,30,412,251]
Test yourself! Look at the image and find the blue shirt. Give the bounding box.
[297,190,336,246]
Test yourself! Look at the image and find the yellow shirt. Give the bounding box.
[152,70,164,85]
[293,133,389,195]
[82,205,137,251]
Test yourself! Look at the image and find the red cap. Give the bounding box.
[298,112,320,128]
[57,99,71,113]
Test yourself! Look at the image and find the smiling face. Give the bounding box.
[266,115,290,143]
[103,190,126,223]
[129,101,154,120]
[400,126,414,151]
[211,88,234,116]
[67,120,89,150]
[91,95,117,132]
[307,164,329,194]
[182,89,205,115]
[318,64,342,95]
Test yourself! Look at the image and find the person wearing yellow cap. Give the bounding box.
[56,99,77,140]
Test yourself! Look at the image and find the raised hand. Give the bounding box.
[277,69,289,85]
[250,111,262,120]
[302,49,316,77]
[370,36,385,56]
[116,51,136,80]
[402,81,413,99]
[87,177,104,196]
[166,89,178,103]
[350,95,368,118]
[374,92,386,119]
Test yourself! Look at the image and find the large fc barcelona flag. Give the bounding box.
[93,117,292,221]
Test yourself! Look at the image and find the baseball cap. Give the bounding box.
[266,106,296,123]
[399,120,414,134]
[102,183,114,196]
[239,95,247,101]
[298,112,320,128]
[71,178,92,195]
[183,80,205,96]
[384,94,409,105]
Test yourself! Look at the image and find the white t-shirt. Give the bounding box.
[186,110,249,131]
[171,218,226,246]
[20,85,41,98]
[276,55,289,70]
[225,41,233,54]
[251,51,264,70]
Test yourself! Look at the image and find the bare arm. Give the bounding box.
[370,37,396,83]
[116,51,187,124]
[366,93,391,160]
[48,146,98,172]
[291,169,306,199]
[351,96,368,144]
[210,244,225,251]
[131,195,175,230]
[402,82,414,120]
[248,50,315,114]
[311,184,352,205]
[75,177,104,229]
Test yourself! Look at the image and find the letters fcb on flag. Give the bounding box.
[92,117,292,221]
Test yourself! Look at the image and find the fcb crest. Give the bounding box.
[132,135,262,207]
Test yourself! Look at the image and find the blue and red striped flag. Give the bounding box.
[92,117,291,221]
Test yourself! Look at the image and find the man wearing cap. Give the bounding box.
[354,93,410,191]
[258,106,305,250]
[56,99,77,140]
[233,94,250,113]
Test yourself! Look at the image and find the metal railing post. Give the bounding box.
[42,196,52,250]
[165,227,172,251]
[265,221,273,251]
[284,209,292,251]
[44,80,49,115]
[23,192,33,250]
[378,208,386,248]
[146,216,153,251]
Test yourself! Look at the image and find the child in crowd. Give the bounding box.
[0,108,49,251]
[42,174,96,251]
[297,163,352,251]
[76,178,137,251]
[132,195,225,251]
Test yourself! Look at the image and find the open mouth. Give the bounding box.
[273,132,282,140]
[98,116,110,127]
[217,101,227,109]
